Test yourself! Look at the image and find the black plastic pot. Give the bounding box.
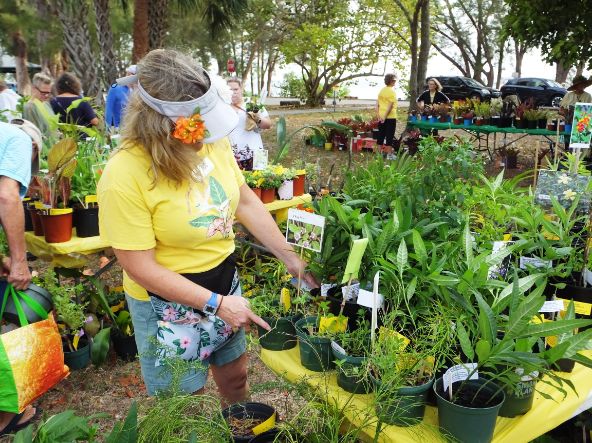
[74,206,99,238]
[505,154,518,169]
[527,119,538,129]
[434,377,504,443]
[554,358,576,373]
[248,430,281,442]
[499,372,537,418]
[23,200,34,231]
[257,314,301,351]
[295,316,335,372]
[64,338,91,370]
[516,119,528,129]
[331,342,372,394]
[538,119,547,129]
[111,329,137,361]
[373,375,434,426]
[545,273,592,330]
[222,402,277,443]
[498,117,512,128]
[1,282,52,325]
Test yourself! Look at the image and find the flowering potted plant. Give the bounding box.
[277,166,297,200]
[243,170,264,200]
[259,167,283,203]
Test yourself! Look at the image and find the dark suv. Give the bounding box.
[500,78,566,107]
[431,76,502,101]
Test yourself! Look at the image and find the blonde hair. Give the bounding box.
[120,49,210,187]
[32,73,52,88]
[227,77,242,87]
[427,78,443,92]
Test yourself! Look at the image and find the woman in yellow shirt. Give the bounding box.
[98,49,318,402]
[376,73,398,149]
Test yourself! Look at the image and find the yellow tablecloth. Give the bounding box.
[25,230,111,268]
[265,194,312,223]
[261,346,592,443]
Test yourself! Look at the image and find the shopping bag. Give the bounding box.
[0,282,50,326]
[0,314,69,413]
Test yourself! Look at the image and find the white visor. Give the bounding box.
[117,69,238,143]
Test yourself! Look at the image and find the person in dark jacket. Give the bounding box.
[50,72,99,128]
[416,78,450,109]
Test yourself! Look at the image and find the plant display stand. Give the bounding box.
[264,194,312,223]
[260,347,592,443]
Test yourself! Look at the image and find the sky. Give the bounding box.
[271,48,591,100]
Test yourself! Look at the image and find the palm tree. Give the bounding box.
[94,0,120,87]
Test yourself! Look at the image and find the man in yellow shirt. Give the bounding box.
[376,73,398,150]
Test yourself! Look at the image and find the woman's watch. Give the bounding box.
[203,291,220,315]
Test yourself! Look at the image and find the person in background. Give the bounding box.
[23,73,56,138]
[50,72,99,128]
[98,49,318,403]
[0,79,21,120]
[376,73,398,150]
[559,75,592,153]
[227,78,271,170]
[0,119,42,437]
[416,78,450,110]
[105,65,136,130]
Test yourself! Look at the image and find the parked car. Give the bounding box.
[430,76,502,101]
[500,78,566,107]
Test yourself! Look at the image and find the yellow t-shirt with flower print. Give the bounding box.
[97,137,245,301]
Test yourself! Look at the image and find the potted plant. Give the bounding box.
[295,311,338,372]
[499,100,516,128]
[40,268,91,370]
[499,145,520,169]
[489,98,502,126]
[452,101,467,125]
[276,166,297,200]
[259,167,283,204]
[222,402,277,442]
[514,98,535,129]
[34,138,78,243]
[523,108,540,129]
[331,316,373,394]
[244,170,263,200]
[462,109,474,126]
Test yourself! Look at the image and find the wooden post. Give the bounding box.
[533,141,540,188]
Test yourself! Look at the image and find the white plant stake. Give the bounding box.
[371,271,380,350]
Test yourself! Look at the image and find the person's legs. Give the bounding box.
[0,406,36,434]
[210,327,248,406]
[384,119,397,147]
[376,120,386,146]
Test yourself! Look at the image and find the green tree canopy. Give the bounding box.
[504,0,592,69]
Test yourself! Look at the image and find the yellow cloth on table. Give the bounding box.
[25,230,111,268]
[260,346,592,443]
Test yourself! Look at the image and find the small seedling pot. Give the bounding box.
[222,402,276,443]
[295,316,335,372]
[64,337,91,370]
[434,377,504,443]
[257,314,301,351]
[372,374,434,426]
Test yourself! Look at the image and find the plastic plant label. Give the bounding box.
[584,268,592,286]
[557,298,592,315]
[290,277,312,292]
[357,289,384,309]
[84,195,98,204]
[341,238,369,283]
[331,340,347,356]
[280,288,291,313]
[252,149,269,171]
[341,283,360,302]
[443,363,478,393]
[320,283,337,297]
[539,300,566,313]
[377,327,410,349]
[286,209,325,252]
[318,316,347,334]
[519,256,552,270]
[487,240,514,279]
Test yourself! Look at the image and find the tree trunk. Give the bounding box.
[408,20,419,106]
[575,61,585,77]
[149,0,169,50]
[12,32,31,96]
[132,0,150,62]
[416,0,430,100]
[513,38,526,77]
[555,60,571,84]
[496,39,505,89]
[53,0,101,99]
[241,43,257,84]
[93,0,119,87]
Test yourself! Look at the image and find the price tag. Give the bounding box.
[539,300,566,313]
[341,283,360,302]
[331,340,347,356]
[357,289,384,309]
[443,363,479,393]
[519,256,552,270]
[584,268,592,286]
[320,283,337,297]
[252,149,269,170]
[280,288,291,313]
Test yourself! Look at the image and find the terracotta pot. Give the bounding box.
[251,187,262,200]
[41,209,73,243]
[293,175,305,196]
[475,119,483,126]
[29,208,44,236]
[260,188,276,204]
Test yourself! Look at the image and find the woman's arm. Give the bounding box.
[114,248,269,330]
[234,184,319,289]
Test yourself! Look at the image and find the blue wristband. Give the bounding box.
[203,292,220,315]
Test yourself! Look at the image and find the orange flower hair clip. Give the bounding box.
[172,108,210,144]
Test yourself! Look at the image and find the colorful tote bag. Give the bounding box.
[0,314,69,413]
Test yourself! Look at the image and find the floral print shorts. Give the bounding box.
[150,271,241,365]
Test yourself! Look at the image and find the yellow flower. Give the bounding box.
[563,189,576,200]
[256,177,265,187]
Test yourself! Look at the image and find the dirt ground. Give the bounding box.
[0,108,571,442]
